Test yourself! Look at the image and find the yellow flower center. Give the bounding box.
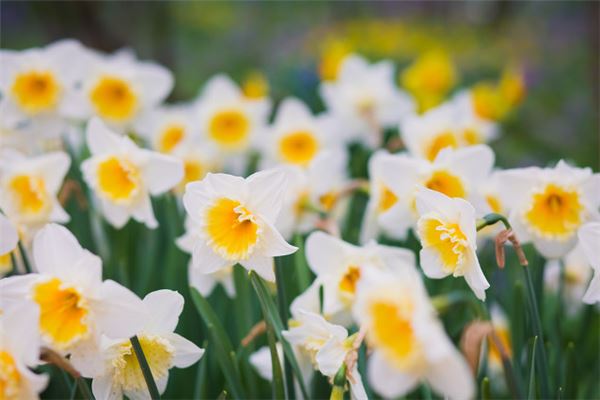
[208,109,250,149]
[182,159,204,185]
[525,184,583,238]
[111,335,174,392]
[338,265,361,295]
[278,131,319,166]
[419,217,468,273]
[486,194,502,213]
[205,198,260,260]
[424,170,466,199]
[158,124,185,153]
[318,192,338,212]
[370,301,419,369]
[487,326,512,366]
[294,192,310,217]
[0,253,12,276]
[9,175,50,217]
[90,76,138,122]
[33,278,89,349]
[0,350,21,400]
[11,70,61,114]
[472,83,508,121]
[424,131,459,161]
[462,128,482,145]
[242,72,269,99]
[378,184,398,213]
[97,157,141,203]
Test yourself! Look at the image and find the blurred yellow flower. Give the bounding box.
[401,50,457,113]
[318,39,352,81]
[242,71,269,99]
[499,67,526,108]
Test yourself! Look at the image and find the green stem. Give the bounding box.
[17,241,31,273]
[523,266,551,398]
[130,335,161,400]
[275,258,295,399]
[476,213,512,231]
[76,377,94,400]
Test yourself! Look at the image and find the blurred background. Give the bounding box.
[2,1,598,169]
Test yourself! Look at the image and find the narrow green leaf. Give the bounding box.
[189,288,247,399]
[481,377,491,400]
[193,340,208,400]
[275,257,295,399]
[249,271,310,399]
[130,335,161,399]
[17,241,32,273]
[528,336,538,399]
[266,322,286,399]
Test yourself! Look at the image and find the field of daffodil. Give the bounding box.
[1,3,599,400]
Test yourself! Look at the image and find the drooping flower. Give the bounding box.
[81,118,183,229]
[415,187,489,300]
[0,301,48,399]
[0,212,18,276]
[578,222,600,304]
[260,97,343,168]
[305,230,416,325]
[361,145,495,243]
[497,160,600,258]
[352,268,474,399]
[320,54,413,147]
[0,149,70,236]
[194,74,270,155]
[76,290,204,400]
[182,168,297,282]
[0,39,91,138]
[63,49,173,132]
[0,224,145,355]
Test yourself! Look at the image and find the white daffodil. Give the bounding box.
[0,212,18,276]
[361,145,495,243]
[260,97,343,168]
[194,74,270,155]
[0,301,48,399]
[0,224,145,356]
[81,118,183,229]
[544,244,593,313]
[486,305,512,378]
[305,230,416,325]
[497,160,600,258]
[401,102,497,162]
[578,222,600,304]
[171,144,221,195]
[353,268,474,400]
[176,218,235,297]
[182,168,297,282]
[276,151,349,239]
[135,104,196,154]
[77,289,204,400]
[63,49,173,132]
[0,39,91,138]
[0,149,70,236]
[415,187,489,300]
[320,54,413,147]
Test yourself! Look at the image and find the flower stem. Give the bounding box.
[476,213,512,231]
[17,241,31,273]
[130,335,161,400]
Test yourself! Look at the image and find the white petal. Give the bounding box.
[349,365,368,400]
[142,289,184,334]
[94,280,147,339]
[131,195,158,229]
[315,338,346,377]
[419,248,451,279]
[141,151,184,195]
[415,187,457,220]
[305,230,347,276]
[36,151,70,193]
[583,272,600,304]
[241,256,275,282]
[86,118,123,155]
[368,351,419,398]
[191,240,231,274]
[91,375,122,400]
[100,199,131,229]
[246,168,289,223]
[260,220,297,258]
[137,62,174,105]
[463,254,490,301]
[167,332,204,368]
[578,222,600,270]
[426,350,475,400]
[188,265,218,297]
[0,212,18,255]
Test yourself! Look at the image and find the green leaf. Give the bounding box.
[189,288,246,399]
[193,340,209,400]
[528,336,538,399]
[249,271,310,399]
[266,321,286,399]
[130,335,161,399]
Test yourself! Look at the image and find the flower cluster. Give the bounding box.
[1,39,598,400]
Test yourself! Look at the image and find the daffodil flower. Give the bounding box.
[0,301,48,399]
[63,48,173,132]
[75,289,204,400]
[497,160,600,258]
[361,145,495,244]
[352,268,474,400]
[578,222,600,304]
[415,187,490,300]
[0,211,18,276]
[305,230,416,325]
[486,305,512,381]
[0,149,70,237]
[320,54,414,147]
[0,39,90,138]
[182,168,297,282]
[135,104,196,154]
[260,97,343,168]
[0,224,145,356]
[81,118,183,229]
[194,74,270,156]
